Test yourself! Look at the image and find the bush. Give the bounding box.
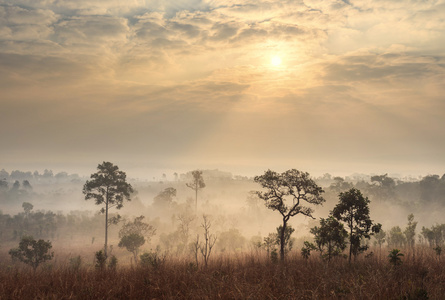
[9,236,53,270]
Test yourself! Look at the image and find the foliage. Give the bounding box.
[374,229,386,248]
[140,250,164,269]
[83,162,134,257]
[310,216,348,261]
[274,225,295,255]
[118,233,145,264]
[108,255,118,270]
[388,249,404,266]
[332,188,381,263]
[153,187,177,209]
[119,216,156,240]
[95,250,107,270]
[69,255,82,271]
[388,226,406,248]
[9,236,54,270]
[301,241,317,260]
[254,169,325,261]
[404,213,417,249]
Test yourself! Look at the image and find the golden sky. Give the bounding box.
[1,0,444,177]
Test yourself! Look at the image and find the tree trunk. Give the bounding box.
[280,219,287,262]
[105,193,109,259]
[349,219,353,264]
[195,186,198,211]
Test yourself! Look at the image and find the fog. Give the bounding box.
[1,167,444,265]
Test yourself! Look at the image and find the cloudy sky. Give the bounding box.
[1,0,444,178]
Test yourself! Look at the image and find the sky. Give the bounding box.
[1,0,444,179]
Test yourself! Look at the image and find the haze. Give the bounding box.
[1,0,445,178]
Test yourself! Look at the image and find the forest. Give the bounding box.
[0,164,445,299]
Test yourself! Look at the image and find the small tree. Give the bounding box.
[22,202,33,217]
[332,188,381,263]
[83,162,134,258]
[388,249,404,266]
[388,226,406,248]
[199,215,217,267]
[301,241,317,260]
[274,225,295,255]
[255,169,325,261]
[404,213,417,249]
[118,233,145,264]
[118,215,155,264]
[186,170,205,211]
[310,216,348,262]
[9,236,53,270]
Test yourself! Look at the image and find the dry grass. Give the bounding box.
[0,249,444,299]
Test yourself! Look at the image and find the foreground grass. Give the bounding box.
[0,252,444,299]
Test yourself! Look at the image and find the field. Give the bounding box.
[1,247,444,299]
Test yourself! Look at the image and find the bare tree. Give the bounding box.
[199,215,217,267]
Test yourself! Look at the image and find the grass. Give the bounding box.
[0,247,444,299]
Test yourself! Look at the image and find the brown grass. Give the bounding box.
[0,249,444,299]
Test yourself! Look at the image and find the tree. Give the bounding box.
[274,225,295,255]
[374,229,386,251]
[118,233,145,264]
[255,169,325,261]
[83,162,134,258]
[9,236,53,270]
[388,249,404,266]
[119,215,156,240]
[22,202,33,217]
[332,188,381,263]
[186,170,205,211]
[199,215,217,267]
[404,213,417,249]
[310,216,348,262]
[153,187,177,209]
[118,216,155,264]
[388,226,406,248]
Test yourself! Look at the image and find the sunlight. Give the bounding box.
[271,55,282,66]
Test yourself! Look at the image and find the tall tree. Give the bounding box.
[332,188,381,263]
[83,162,134,258]
[186,170,205,211]
[254,169,325,261]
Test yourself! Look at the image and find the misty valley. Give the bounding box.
[0,164,444,299]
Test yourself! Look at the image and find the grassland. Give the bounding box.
[0,247,444,299]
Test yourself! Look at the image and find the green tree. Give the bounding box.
[374,228,386,251]
[186,170,205,211]
[83,162,134,258]
[310,216,348,262]
[388,226,406,248]
[255,169,325,261]
[118,215,155,264]
[9,236,53,270]
[404,213,417,249]
[332,188,381,263]
[388,249,404,266]
[274,225,295,255]
[118,233,145,264]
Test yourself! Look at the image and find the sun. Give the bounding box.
[271,55,282,66]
